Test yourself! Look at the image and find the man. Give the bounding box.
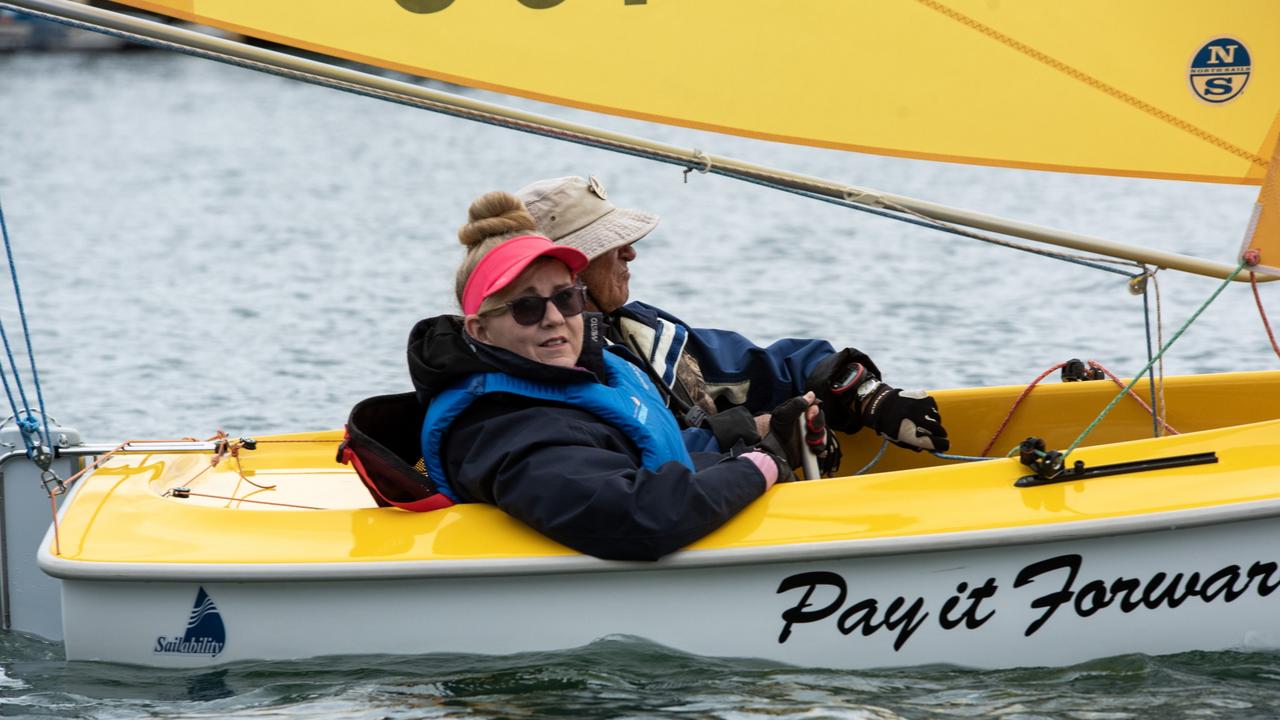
[515,175,949,456]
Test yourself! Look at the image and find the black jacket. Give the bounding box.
[407,314,767,561]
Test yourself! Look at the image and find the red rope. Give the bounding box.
[1251,271,1280,361]
[980,362,1066,456]
[49,492,61,557]
[979,358,1185,456]
[1087,361,1179,436]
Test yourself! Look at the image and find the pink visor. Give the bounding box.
[461,234,590,315]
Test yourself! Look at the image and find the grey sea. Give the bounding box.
[1,44,1278,719]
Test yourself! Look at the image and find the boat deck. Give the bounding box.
[45,370,1280,569]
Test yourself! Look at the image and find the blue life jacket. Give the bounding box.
[421,350,695,501]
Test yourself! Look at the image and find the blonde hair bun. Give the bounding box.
[458,191,537,248]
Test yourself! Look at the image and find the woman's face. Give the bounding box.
[465,259,584,368]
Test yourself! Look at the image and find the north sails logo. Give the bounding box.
[1189,37,1251,104]
[155,586,226,657]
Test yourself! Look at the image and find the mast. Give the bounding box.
[2,0,1271,283]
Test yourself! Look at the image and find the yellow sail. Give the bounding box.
[1244,134,1280,274]
[109,0,1278,186]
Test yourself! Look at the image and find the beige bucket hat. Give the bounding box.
[515,176,659,260]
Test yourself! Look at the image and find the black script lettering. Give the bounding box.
[938,582,968,630]
[1110,576,1142,612]
[1248,561,1280,596]
[836,598,881,636]
[836,596,929,651]
[1013,553,1080,636]
[1142,571,1200,609]
[1074,579,1113,617]
[880,596,929,651]
[1200,565,1244,602]
[961,577,998,628]
[777,572,846,643]
[938,578,997,630]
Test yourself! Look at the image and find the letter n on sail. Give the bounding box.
[1242,119,1280,278]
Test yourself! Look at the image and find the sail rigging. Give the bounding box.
[97,0,1280,187]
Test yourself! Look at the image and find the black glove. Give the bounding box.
[758,395,839,480]
[805,348,883,434]
[861,383,950,453]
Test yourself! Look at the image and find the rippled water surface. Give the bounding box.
[1,44,1278,718]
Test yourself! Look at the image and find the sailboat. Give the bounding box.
[0,0,1277,670]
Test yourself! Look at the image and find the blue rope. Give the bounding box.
[1140,277,1159,437]
[853,438,890,475]
[0,194,50,453]
[931,451,996,462]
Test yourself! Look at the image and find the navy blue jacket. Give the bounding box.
[407,314,768,561]
[617,301,835,412]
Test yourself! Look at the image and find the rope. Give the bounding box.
[1139,272,1159,437]
[980,362,1066,457]
[914,0,1267,173]
[931,451,994,462]
[1252,270,1280,360]
[1152,272,1168,432]
[853,438,890,475]
[46,432,262,554]
[717,167,1144,278]
[46,440,127,556]
[0,4,1156,284]
[1087,361,1179,435]
[1063,258,1249,457]
[162,489,320,511]
[0,194,50,454]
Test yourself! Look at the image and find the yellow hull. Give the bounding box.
[47,370,1280,569]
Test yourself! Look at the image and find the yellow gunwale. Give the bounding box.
[47,371,1280,567]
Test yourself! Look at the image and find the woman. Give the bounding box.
[408,191,792,561]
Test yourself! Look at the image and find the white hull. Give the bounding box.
[59,514,1280,669]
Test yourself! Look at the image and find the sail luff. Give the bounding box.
[1242,121,1280,275]
[3,0,1270,283]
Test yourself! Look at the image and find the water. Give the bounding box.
[0,47,1277,718]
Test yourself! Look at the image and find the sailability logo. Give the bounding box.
[1189,37,1251,104]
[155,586,226,657]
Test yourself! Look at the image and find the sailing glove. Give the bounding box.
[758,394,833,480]
[861,383,950,453]
[805,348,883,433]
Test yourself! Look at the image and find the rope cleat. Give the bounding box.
[1017,437,1066,483]
[1061,359,1104,382]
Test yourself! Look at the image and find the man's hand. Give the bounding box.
[861,385,950,453]
[805,348,883,433]
[758,392,825,480]
[753,413,771,440]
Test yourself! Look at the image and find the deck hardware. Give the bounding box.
[39,469,64,497]
[1060,358,1104,382]
[1016,437,1217,487]
[240,437,257,450]
[166,487,191,499]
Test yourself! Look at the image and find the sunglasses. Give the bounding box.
[487,284,587,326]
